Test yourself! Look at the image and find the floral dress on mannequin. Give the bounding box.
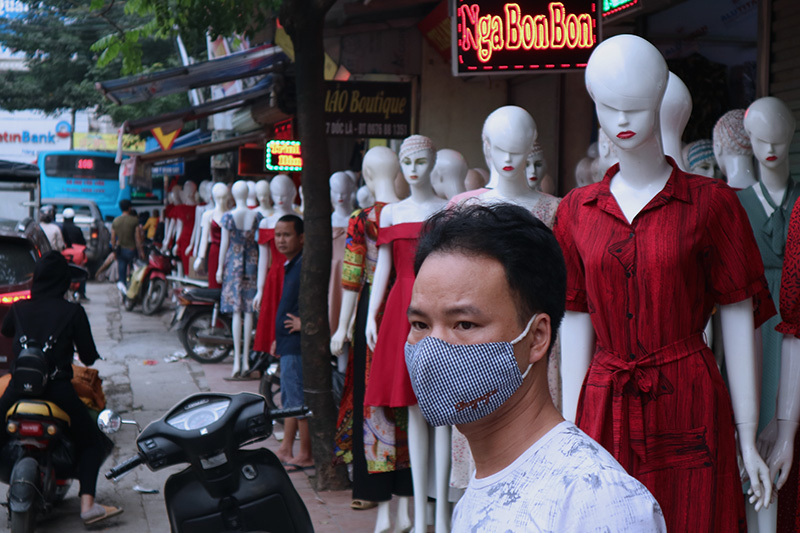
[219,212,261,314]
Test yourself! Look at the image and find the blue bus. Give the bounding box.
[38,151,164,219]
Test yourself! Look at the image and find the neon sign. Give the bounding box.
[453,0,599,75]
[602,0,637,17]
[265,140,303,172]
[77,158,94,170]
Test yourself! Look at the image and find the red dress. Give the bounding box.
[775,201,800,532]
[253,228,286,353]
[174,204,196,275]
[364,222,422,408]
[554,158,775,533]
[207,219,222,289]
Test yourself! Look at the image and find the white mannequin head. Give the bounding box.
[168,186,183,206]
[246,180,257,207]
[362,146,400,195]
[575,157,595,187]
[330,171,355,211]
[525,142,547,190]
[231,180,249,203]
[270,174,296,211]
[683,139,717,178]
[431,149,468,200]
[712,109,752,177]
[586,141,599,160]
[482,106,537,185]
[743,96,796,171]
[585,34,669,153]
[211,182,228,209]
[659,72,692,169]
[356,185,375,208]
[182,181,198,205]
[398,135,437,187]
[199,180,212,203]
[255,179,271,207]
[596,128,619,181]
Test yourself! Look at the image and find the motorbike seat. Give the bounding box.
[186,288,221,303]
[6,400,71,425]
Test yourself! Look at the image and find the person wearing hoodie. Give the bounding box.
[0,251,122,525]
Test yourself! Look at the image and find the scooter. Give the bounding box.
[62,244,89,303]
[101,392,314,533]
[172,286,234,364]
[123,245,175,316]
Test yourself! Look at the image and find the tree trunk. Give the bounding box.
[281,0,349,490]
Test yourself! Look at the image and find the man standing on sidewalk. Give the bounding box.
[111,199,139,293]
[272,214,313,472]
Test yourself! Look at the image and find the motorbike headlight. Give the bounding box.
[7,421,17,433]
[46,424,58,436]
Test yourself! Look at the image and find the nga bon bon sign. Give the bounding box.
[453,0,599,75]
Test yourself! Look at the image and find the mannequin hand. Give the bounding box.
[215,269,223,284]
[768,420,799,491]
[741,438,773,511]
[330,327,349,355]
[185,244,193,256]
[172,244,178,256]
[162,240,169,250]
[252,291,262,312]
[193,257,203,273]
[366,316,378,351]
[757,418,778,461]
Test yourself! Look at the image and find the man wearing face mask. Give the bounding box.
[405,203,666,532]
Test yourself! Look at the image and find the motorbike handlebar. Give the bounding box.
[268,406,312,420]
[106,453,144,481]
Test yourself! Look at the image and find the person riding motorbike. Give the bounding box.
[0,251,122,525]
[60,207,89,301]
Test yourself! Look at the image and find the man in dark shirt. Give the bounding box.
[272,214,311,470]
[111,199,139,293]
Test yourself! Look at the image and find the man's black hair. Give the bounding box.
[277,214,304,235]
[119,199,132,212]
[414,202,566,353]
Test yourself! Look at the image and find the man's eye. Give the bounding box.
[456,321,475,330]
[410,321,428,330]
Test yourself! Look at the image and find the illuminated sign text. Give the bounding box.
[266,140,303,172]
[454,0,599,75]
[602,0,637,16]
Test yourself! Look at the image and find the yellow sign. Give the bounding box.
[275,26,339,81]
[73,133,146,152]
[152,126,181,151]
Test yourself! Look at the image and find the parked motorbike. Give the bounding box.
[172,286,233,364]
[1,399,112,533]
[62,244,89,303]
[101,392,313,533]
[123,245,175,315]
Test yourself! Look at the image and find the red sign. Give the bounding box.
[453,0,599,75]
[419,1,451,62]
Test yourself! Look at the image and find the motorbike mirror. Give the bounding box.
[97,409,122,434]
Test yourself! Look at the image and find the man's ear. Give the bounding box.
[527,314,551,365]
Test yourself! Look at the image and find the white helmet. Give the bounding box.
[63,207,75,219]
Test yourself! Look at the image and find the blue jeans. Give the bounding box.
[280,354,304,410]
[117,247,137,286]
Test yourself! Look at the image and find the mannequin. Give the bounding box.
[714,109,757,189]
[683,139,718,178]
[575,157,595,187]
[246,180,258,208]
[365,136,449,533]
[216,181,261,377]
[331,147,411,533]
[253,174,299,355]
[356,185,374,209]
[255,179,273,218]
[525,141,545,191]
[345,169,360,208]
[174,181,198,277]
[431,149,468,200]
[739,97,800,532]
[161,187,183,253]
[194,183,230,289]
[464,168,488,191]
[295,185,305,215]
[329,171,355,334]
[659,72,692,171]
[186,180,212,262]
[554,34,774,532]
[596,128,619,182]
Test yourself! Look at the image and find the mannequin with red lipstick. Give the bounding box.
[554,34,774,532]
[365,135,450,533]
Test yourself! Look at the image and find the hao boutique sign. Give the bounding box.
[323,81,412,139]
[453,0,600,75]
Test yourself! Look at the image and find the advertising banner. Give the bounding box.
[323,80,412,139]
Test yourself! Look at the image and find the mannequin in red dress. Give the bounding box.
[365,135,448,533]
[194,183,230,289]
[161,187,183,252]
[253,175,299,353]
[555,34,774,532]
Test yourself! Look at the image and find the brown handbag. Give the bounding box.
[70,365,106,411]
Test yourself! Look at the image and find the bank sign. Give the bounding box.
[452,0,600,75]
[0,111,72,163]
[323,81,412,139]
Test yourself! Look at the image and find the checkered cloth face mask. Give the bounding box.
[404,316,536,426]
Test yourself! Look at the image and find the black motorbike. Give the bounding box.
[101,392,313,533]
[172,287,233,364]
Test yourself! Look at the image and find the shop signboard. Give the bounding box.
[265,140,303,172]
[602,0,637,17]
[151,159,185,176]
[323,81,412,139]
[452,0,600,75]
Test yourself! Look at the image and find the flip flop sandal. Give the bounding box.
[351,499,378,510]
[82,504,124,526]
[282,462,313,473]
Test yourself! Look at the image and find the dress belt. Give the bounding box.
[592,332,708,463]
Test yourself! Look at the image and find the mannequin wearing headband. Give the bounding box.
[714,109,757,189]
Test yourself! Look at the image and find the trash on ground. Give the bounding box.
[133,485,159,494]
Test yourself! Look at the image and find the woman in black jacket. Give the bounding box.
[0,251,122,525]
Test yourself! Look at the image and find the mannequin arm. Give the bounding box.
[367,243,392,351]
[216,227,229,285]
[765,336,800,490]
[720,299,772,510]
[189,206,203,257]
[162,218,174,249]
[172,219,183,255]
[193,214,211,272]
[560,311,595,421]
[331,289,359,355]
[253,240,271,311]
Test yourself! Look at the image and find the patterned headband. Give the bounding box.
[713,109,752,156]
[399,135,436,160]
[686,139,715,169]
